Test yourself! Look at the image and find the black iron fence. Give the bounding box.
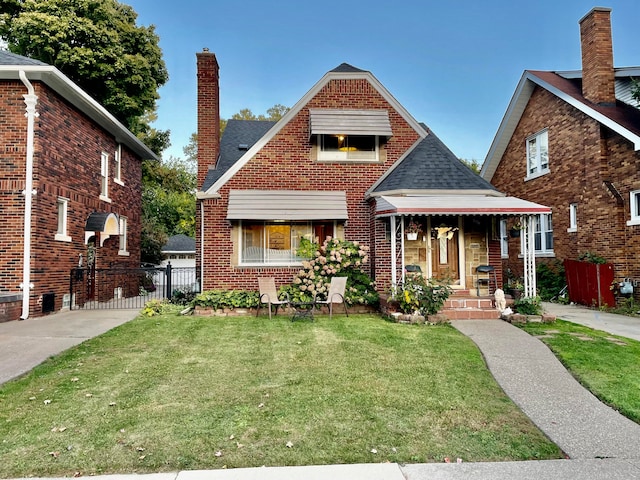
[70,264,197,310]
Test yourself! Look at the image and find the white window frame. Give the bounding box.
[55,197,72,242]
[500,219,508,258]
[525,129,549,180]
[568,203,578,232]
[118,216,129,256]
[627,190,640,226]
[521,213,554,256]
[100,151,111,202]
[114,144,124,186]
[317,134,379,162]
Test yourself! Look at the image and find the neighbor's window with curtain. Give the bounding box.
[318,134,378,161]
[500,219,508,258]
[240,221,335,265]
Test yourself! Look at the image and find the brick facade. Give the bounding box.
[0,79,142,320]
[490,85,640,285]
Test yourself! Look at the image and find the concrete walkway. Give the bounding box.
[0,308,138,384]
[543,301,640,341]
[3,308,640,479]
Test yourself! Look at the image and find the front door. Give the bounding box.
[431,226,459,283]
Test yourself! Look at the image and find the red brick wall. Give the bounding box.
[0,80,142,319]
[200,77,420,292]
[490,85,640,284]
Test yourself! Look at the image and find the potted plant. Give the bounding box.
[510,221,523,238]
[406,220,422,241]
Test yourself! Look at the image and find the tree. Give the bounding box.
[460,158,482,174]
[140,158,196,263]
[0,0,169,153]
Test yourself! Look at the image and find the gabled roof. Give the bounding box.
[0,51,157,160]
[202,119,276,191]
[198,63,428,197]
[367,126,500,197]
[481,69,640,181]
[162,234,196,253]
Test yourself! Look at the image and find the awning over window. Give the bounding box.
[309,109,392,137]
[227,190,348,221]
[85,212,119,234]
[375,195,551,217]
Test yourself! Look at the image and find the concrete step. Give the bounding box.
[442,308,501,320]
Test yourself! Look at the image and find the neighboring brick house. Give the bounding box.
[0,51,157,321]
[196,51,549,315]
[481,7,640,301]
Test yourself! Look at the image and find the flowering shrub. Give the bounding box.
[282,237,379,306]
[395,275,452,316]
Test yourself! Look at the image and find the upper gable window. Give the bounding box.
[318,134,378,161]
[526,129,549,180]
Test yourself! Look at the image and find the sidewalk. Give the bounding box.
[542,301,640,341]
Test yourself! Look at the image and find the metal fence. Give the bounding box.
[70,264,197,310]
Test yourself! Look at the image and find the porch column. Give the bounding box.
[390,215,397,289]
[522,215,537,298]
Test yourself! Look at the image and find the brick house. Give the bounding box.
[0,51,157,321]
[196,51,549,316]
[481,7,640,302]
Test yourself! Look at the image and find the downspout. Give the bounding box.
[199,200,204,292]
[19,71,38,320]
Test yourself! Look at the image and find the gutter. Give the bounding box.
[18,70,38,320]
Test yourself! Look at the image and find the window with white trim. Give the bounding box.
[100,151,110,201]
[118,216,129,255]
[240,221,335,265]
[627,190,640,226]
[114,144,124,185]
[55,197,71,242]
[317,134,378,161]
[500,219,508,258]
[526,129,549,179]
[522,213,554,255]
[568,203,577,232]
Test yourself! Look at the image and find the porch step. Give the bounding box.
[441,295,500,321]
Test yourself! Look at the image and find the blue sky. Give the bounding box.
[126,0,640,163]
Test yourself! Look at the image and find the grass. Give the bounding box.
[520,320,640,424]
[0,311,561,477]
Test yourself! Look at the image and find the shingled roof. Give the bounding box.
[201,119,276,191]
[0,50,47,66]
[371,127,498,194]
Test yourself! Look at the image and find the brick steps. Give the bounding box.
[441,294,500,321]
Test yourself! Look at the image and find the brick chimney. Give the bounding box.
[579,7,616,106]
[196,49,220,188]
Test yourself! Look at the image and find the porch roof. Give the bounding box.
[375,195,551,217]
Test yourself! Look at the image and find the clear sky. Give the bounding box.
[125,0,639,163]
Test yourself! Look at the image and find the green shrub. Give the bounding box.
[513,295,542,315]
[192,289,260,310]
[394,275,452,316]
[578,251,607,264]
[536,260,565,301]
[141,299,170,317]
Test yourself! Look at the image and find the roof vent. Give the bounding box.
[238,144,249,150]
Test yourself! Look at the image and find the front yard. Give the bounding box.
[0,312,561,477]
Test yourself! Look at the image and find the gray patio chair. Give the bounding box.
[315,276,348,319]
[256,277,289,320]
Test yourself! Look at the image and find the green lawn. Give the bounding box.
[520,320,640,424]
[0,312,561,477]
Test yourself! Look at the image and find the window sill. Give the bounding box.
[524,170,550,182]
[118,250,130,256]
[99,195,112,203]
[519,252,556,258]
[114,179,125,186]
[54,234,72,243]
[567,227,577,233]
[626,219,640,226]
[239,262,302,268]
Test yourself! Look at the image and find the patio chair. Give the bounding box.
[315,276,348,319]
[256,277,289,320]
